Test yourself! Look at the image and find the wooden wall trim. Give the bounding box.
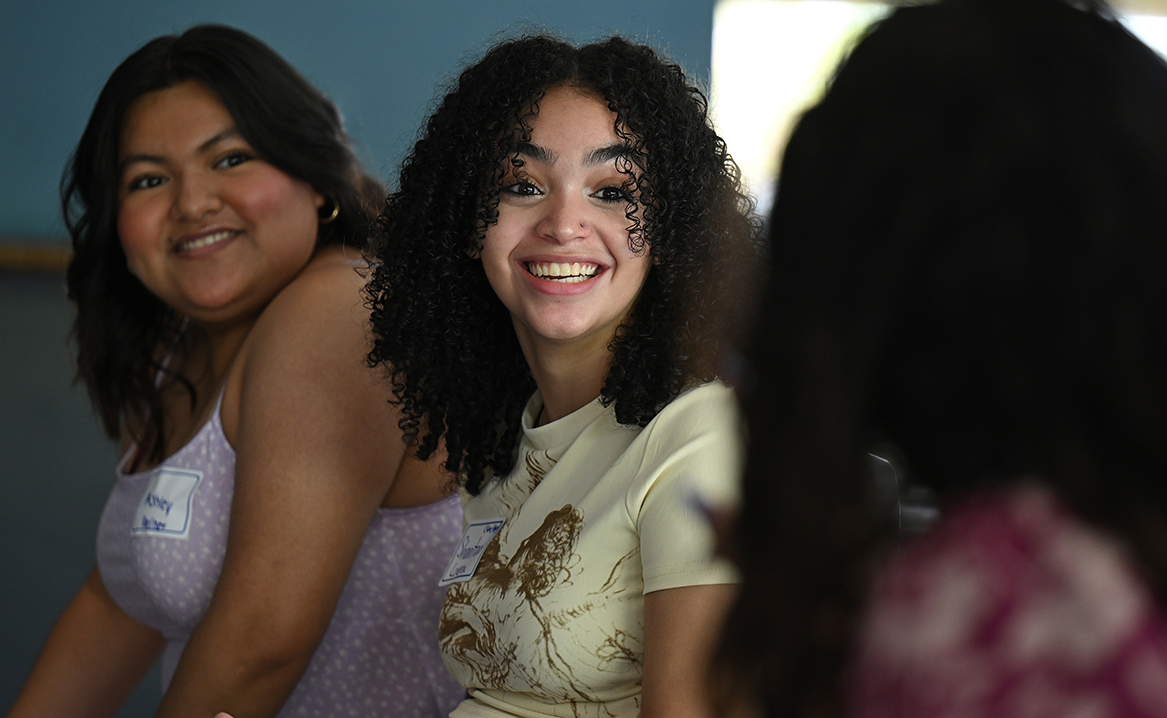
[0,239,71,273]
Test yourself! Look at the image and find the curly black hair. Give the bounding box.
[714,0,1167,715]
[366,34,759,494]
[62,24,382,461]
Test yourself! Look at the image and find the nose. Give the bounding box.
[535,192,591,244]
[170,172,222,222]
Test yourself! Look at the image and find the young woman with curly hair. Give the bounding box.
[366,34,759,718]
[7,25,463,718]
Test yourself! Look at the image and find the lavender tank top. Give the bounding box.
[96,390,466,717]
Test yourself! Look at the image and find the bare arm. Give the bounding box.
[154,256,432,718]
[6,567,165,718]
[641,583,738,718]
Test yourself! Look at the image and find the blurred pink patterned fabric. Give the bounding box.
[849,485,1167,718]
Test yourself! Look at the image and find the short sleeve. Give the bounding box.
[634,383,743,594]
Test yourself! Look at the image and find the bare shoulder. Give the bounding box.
[229,244,378,406]
[256,245,370,339]
[234,244,376,377]
[221,246,381,442]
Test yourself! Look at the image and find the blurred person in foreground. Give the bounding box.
[713,0,1167,716]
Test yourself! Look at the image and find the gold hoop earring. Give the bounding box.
[319,198,339,225]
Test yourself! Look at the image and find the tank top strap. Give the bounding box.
[118,318,234,474]
[151,316,189,388]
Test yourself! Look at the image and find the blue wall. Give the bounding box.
[0,4,714,713]
[0,0,715,241]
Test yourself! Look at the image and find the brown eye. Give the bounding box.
[502,181,540,197]
[215,152,252,169]
[128,174,167,191]
[594,186,631,203]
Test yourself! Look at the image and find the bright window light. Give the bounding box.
[713,0,1167,212]
[1124,13,1167,51]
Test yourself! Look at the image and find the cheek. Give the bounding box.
[237,171,317,227]
[478,228,511,296]
[607,225,651,277]
[635,254,652,283]
[116,196,158,270]
[236,172,324,273]
[627,256,652,299]
[615,244,653,303]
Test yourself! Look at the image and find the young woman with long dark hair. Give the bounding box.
[7,25,463,718]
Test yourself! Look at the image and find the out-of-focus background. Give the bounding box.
[4,0,1166,712]
[711,0,1167,212]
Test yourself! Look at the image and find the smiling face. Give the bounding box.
[479,85,652,360]
[116,80,323,331]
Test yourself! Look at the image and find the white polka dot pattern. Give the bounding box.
[97,392,466,716]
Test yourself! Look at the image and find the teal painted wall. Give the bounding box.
[0,0,715,241]
[0,5,714,713]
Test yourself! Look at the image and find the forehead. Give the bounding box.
[119,80,233,156]
[523,86,621,150]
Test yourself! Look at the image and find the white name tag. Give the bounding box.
[131,468,203,540]
[438,517,505,586]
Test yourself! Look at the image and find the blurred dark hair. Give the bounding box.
[62,24,382,458]
[715,0,1167,714]
[366,34,760,493]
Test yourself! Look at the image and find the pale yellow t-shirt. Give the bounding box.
[440,381,742,718]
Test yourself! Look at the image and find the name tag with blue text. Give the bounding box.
[131,468,202,539]
[439,517,505,586]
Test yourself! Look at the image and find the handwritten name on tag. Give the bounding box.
[131,468,203,540]
[438,518,505,587]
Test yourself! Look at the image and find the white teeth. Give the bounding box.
[176,230,233,252]
[527,261,599,282]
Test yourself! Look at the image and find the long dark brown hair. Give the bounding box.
[62,24,381,461]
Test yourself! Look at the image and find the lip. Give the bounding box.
[518,256,607,296]
[170,228,240,257]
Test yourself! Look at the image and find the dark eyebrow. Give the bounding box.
[586,143,636,167]
[118,128,242,176]
[197,128,241,154]
[511,141,636,169]
[118,153,166,176]
[514,141,556,165]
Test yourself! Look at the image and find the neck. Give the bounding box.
[519,333,612,426]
